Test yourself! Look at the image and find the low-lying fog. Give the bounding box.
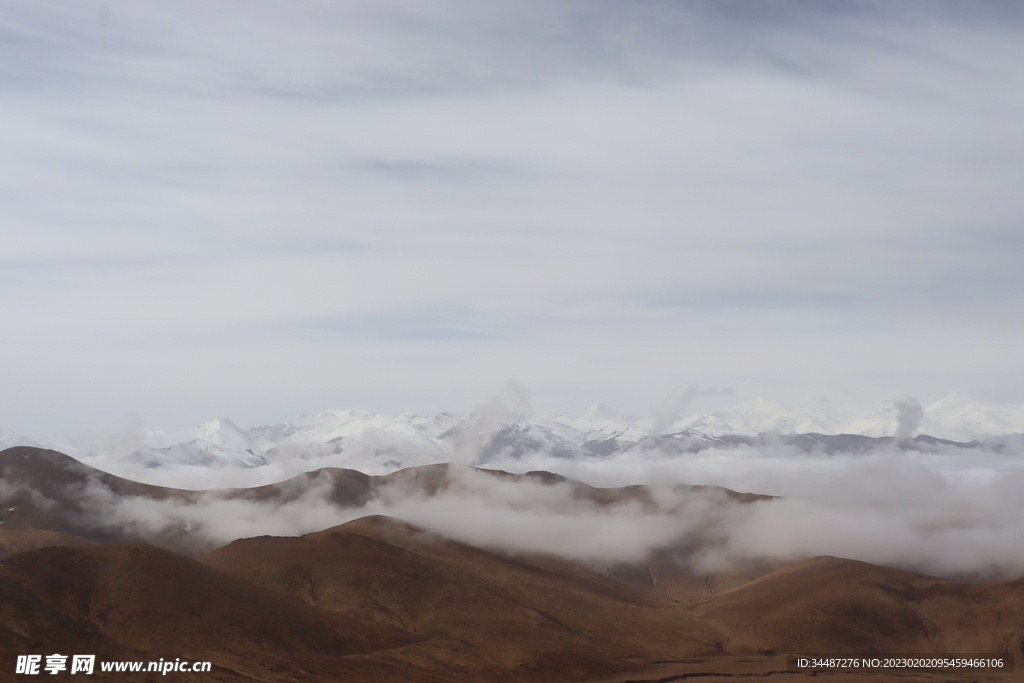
[61,437,1024,581]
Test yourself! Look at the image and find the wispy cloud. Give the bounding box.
[1,0,1022,437]
[306,306,507,343]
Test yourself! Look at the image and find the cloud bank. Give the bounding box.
[24,435,1021,580]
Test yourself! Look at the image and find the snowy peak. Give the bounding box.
[719,399,835,435]
[921,393,1024,441]
[675,414,735,438]
[580,403,622,421]
[7,394,1023,476]
[190,418,252,450]
[291,408,369,431]
[551,409,650,445]
[0,430,41,450]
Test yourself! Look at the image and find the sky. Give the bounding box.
[2,0,1023,441]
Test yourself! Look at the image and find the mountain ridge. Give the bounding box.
[20,393,1022,476]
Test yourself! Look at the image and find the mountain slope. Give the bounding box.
[699,555,1024,656]
[2,491,1021,682]
[201,515,727,681]
[0,543,419,682]
[0,447,374,553]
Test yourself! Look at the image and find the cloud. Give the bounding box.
[476,441,1024,578]
[440,379,535,466]
[693,460,1024,578]
[308,306,505,343]
[650,385,731,435]
[0,479,57,512]
[71,471,361,546]
[369,466,725,563]
[30,430,1024,581]
[2,0,1023,440]
[894,397,925,439]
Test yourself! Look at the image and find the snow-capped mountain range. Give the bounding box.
[5,394,1023,475]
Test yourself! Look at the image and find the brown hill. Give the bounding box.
[200,514,727,682]
[0,447,200,548]
[1,516,1021,682]
[0,542,418,682]
[200,517,1024,681]
[377,462,772,507]
[0,447,375,554]
[0,527,96,559]
[698,555,1024,657]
